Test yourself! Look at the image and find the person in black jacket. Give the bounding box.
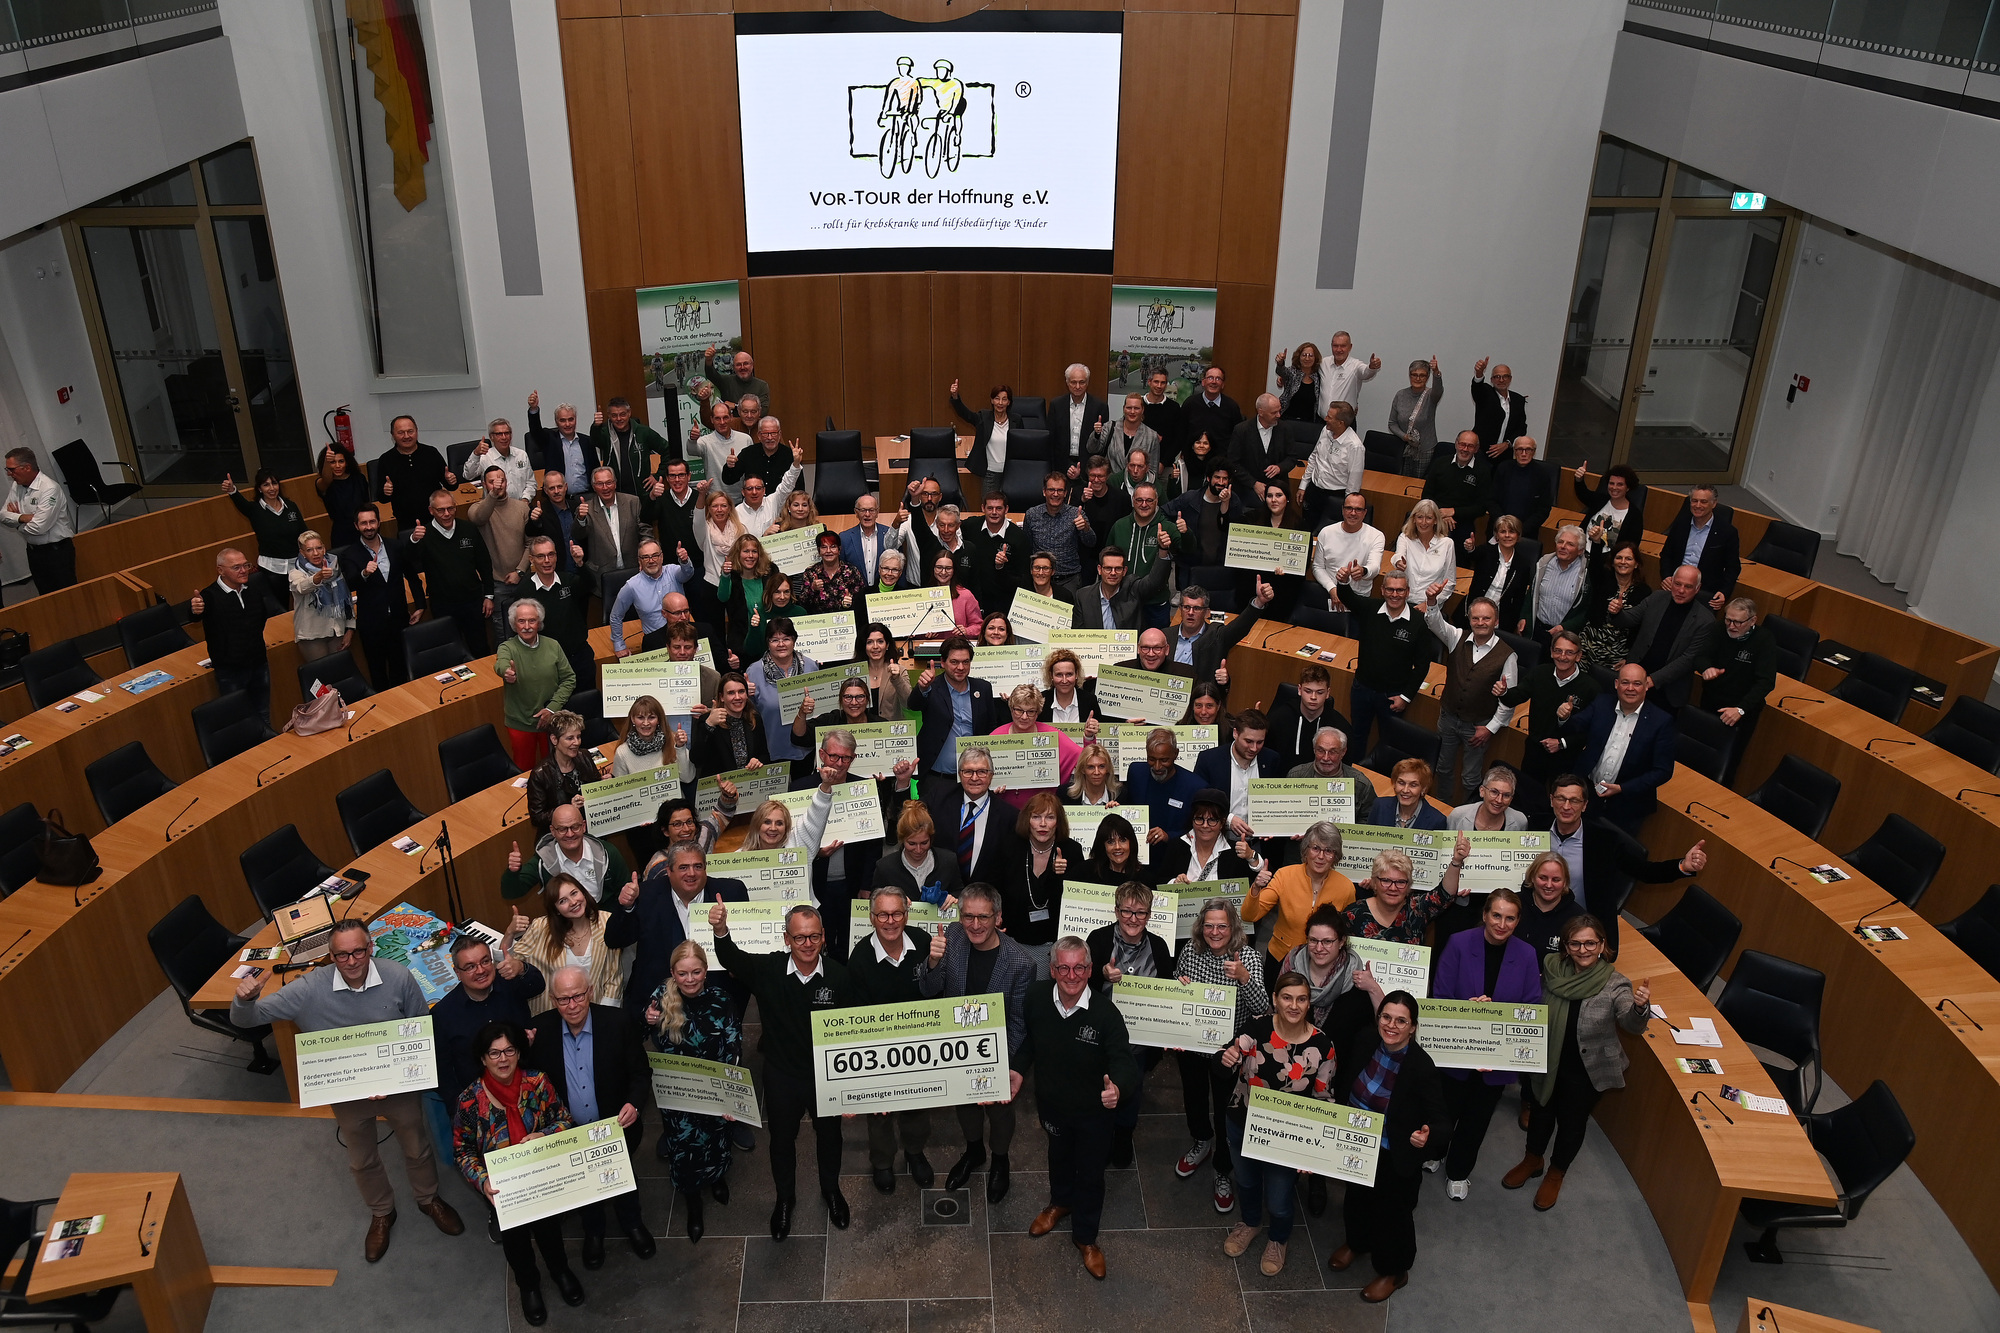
[223,469,307,607]
[922,750,1022,892]
[190,546,286,721]
[951,379,1018,499]
[691,673,770,775]
[1086,879,1174,1166]
[1335,570,1433,759]
[603,841,749,1026]
[528,974,657,1265]
[1498,630,1598,817]
[523,472,588,578]
[373,415,454,529]
[1526,774,1708,951]
[338,503,423,688]
[1458,516,1533,634]
[410,489,493,657]
[1692,597,1778,783]
[1182,367,1244,489]
[521,536,592,688]
[1422,431,1495,561]
[910,637,1005,799]
[1657,485,1741,610]
[1326,991,1451,1303]
[1000,793,1085,971]
[846,885,937,1195]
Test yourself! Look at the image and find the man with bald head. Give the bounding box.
[1113,627,1193,699]
[1228,392,1291,495]
[726,413,800,500]
[1470,357,1528,457]
[1617,563,1717,709]
[191,546,286,719]
[1566,661,1679,837]
[1423,429,1495,557]
[1491,435,1554,537]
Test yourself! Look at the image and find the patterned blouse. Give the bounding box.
[794,560,866,616]
[452,1070,575,1192]
[1174,943,1271,1032]
[1343,886,1458,945]
[1227,1015,1337,1111]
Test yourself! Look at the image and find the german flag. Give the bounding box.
[347,0,435,211]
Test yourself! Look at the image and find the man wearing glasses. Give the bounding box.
[1691,596,1776,784]
[918,882,1037,1203]
[711,900,852,1239]
[1017,936,1140,1279]
[427,937,545,1234]
[847,886,937,1195]
[232,920,466,1262]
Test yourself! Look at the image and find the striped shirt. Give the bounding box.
[1350,1042,1404,1113]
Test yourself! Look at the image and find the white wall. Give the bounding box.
[218,0,592,461]
[1270,0,1624,445]
[1912,356,2000,649]
[0,229,121,474]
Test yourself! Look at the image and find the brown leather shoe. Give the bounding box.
[1327,1244,1356,1271]
[1028,1206,1071,1237]
[1518,1104,1531,1131]
[418,1197,465,1236]
[1360,1272,1408,1303]
[364,1211,396,1263]
[1077,1243,1106,1279]
[1533,1167,1566,1211]
[1501,1154,1545,1190]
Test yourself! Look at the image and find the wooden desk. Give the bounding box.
[873,434,973,516]
[1733,689,2000,924]
[1592,932,1833,1310]
[1734,1299,1875,1333]
[68,475,325,583]
[1785,582,1993,723]
[1633,769,2000,1289]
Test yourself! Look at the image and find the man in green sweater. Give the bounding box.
[1335,567,1433,761]
[411,488,494,656]
[1104,483,1177,632]
[493,599,575,771]
[847,885,936,1195]
[1018,936,1140,1280]
[712,899,852,1240]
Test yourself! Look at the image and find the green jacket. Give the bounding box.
[1105,513,1173,604]
[589,420,673,495]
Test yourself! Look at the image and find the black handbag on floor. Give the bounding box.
[35,808,101,886]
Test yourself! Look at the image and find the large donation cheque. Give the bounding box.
[812,994,1010,1114]
[648,1053,764,1126]
[1110,976,1234,1052]
[294,1016,438,1109]
[485,1118,637,1229]
[1240,1088,1383,1186]
[1417,999,1549,1073]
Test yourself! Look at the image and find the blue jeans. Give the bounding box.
[1225,1116,1300,1243]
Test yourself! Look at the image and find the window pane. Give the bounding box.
[93,168,196,209]
[201,143,262,206]
[213,217,311,477]
[1591,138,1667,198]
[1716,2,1837,34]
[1673,166,1742,198]
[1826,0,1991,60]
[12,0,130,44]
[1547,209,1657,472]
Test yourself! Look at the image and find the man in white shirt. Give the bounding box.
[841,494,900,587]
[694,401,753,502]
[1421,594,1519,804]
[1311,493,1385,599]
[906,504,968,583]
[470,419,537,499]
[1299,400,1365,531]
[2,448,78,592]
[1056,363,1109,487]
[1319,332,1382,415]
[734,463,803,536]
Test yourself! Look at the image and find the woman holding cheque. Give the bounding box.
[988,683,1082,813]
[645,941,742,1243]
[1429,887,1542,1200]
[1218,971,1337,1276]
[453,1020,584,1325]
[1001,792,1084,971]
[1243,822,1355,989]
[1173,899,1270,1214]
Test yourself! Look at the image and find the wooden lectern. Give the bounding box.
[26,1172,335,1332]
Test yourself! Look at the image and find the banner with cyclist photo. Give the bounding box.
[1108,284,1216,407]
[634,280,744,449]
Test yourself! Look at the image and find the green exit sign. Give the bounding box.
[1730,192,1767,211]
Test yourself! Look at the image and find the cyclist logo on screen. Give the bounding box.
[852,56,995,180]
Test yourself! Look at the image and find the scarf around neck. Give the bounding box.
[1532,952,1614,1104]
[482,1069,528,1143]
[295,554,349,616]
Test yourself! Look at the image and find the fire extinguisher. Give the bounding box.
[323,405,354,457]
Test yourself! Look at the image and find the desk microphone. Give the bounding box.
[346,702,377,742]
[274,957,327,975]
[1757,1305,1781,1333]
[1864,737,1917,756]
[164,795,199,841]
[439,674,475,706]
[0,929,30,973]
[1683,800,1730,823]
[1773,695,1823,713]
[1767,855,1814,879]
[256,754,292,788]
[1852,899,1898,938]
[1690,1089,1734,1124]
[136,1189,153,1257]
[1936,998,1983,1030]
[500,790,527,828]
[1954,788,2000,806]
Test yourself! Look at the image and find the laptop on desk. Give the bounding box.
[273,894,338,965]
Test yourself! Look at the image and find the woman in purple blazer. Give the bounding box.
[1429,886,1542,1200]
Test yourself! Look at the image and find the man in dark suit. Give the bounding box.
[1163,461,1253,569]
[840,494,906,590]
[1527,773,1708,952]
[1564,663,1678,836]
[1193,708,1284,846]
[1469,359,1527,457]
[524,393,599,497]
[1657,485,1741,611]
[190,545,287,720]
[1616,564,1717,709]
[1068,547,1172,632]
[1423,431,1495,560]
[603,840,749,1025]
[1121,728,1205,840]
[1181,366,1243,470]
[911,636,1005,799]
[579,467,644,594]
[1490,436,1555,538]
[1140,368,1187,473]
[922,748,1021,891]
[339,503,424,688]
[962,493,1030,618]
[1051,364,1110,487]
[1498,628,1598,817]
[1164,582,1266,697]
[528,972,657,1266]
[523,471,587,577]
[1228,394,1291,495]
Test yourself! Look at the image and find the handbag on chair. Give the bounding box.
[35,808,101,886]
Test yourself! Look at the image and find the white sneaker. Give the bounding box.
[1448,1179,1469,1201]
[1422,1158,1443,1174]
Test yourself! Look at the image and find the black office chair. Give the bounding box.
[1717,950,1824,1115]
[566,688,619,750]
[0,804,44,897]
[596,565,641,621]
[1587,817,1653,925]
[1364,715,1442,774]
[1636,884,1741,992]
[190,691,276,768]
[145,894,276,1074]
[905,457,964,510]
[1362,430,1405,475]
[439,724,520,803]
[51,437,141,521]
[812,430,869,516]
[1839,814,1946,909]
[1739,1080,1914,1264]
[239,825,337,920]
[1,1197,127,1328]
[1674,705,1737,785]
[447,438,490,486]
[404,616,472,680]
[1183,564,1239,613]
[1832,651,1916,727]
[1514,535,1543,571]
[296,649,374,705]
[1012,396,1047,429]
[1746,754,1840,840]
[1939,885,2000,982]
[335,769,425,857]
[1763,614,1819,681]
[1497,629,1541,676]
[1748,520,1819,578]
[116,601,193,670]
[84,742,176,827]
[999,427,1053,512]
[20,640,101,710]
[1922,695,2000,773]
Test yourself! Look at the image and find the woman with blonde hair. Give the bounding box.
[1244,821,1355,980]
[872,801,960,909]
[289,530,353,662]
[506,873,622,1013]
[644,940,742,1241]
[1174,897,1271,1213]
[611,693,680,776]
[771,487,820,534]
[1038,648,1098,728]
[697,489,742,592]
[718,532,776,659]
[738,789,833,855]
[1393,499,1454,605]
[1064,741,1120,806]
[987,681,1082,811]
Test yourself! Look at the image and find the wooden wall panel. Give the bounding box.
[1112,11,1232,283]
[586,287,647,415]
[1216,12,1294,286]
[561,0,622,17]
[625,16,748,285]
[559,20,644,289]
[931,273,1024,417]
[623,0,729,13]
[1211,281,1273,394]
[1233,0,1295,13]
[1019,274,1112,402]
[840,273,936,442]
[746,276,846,441]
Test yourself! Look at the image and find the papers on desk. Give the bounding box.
[1807,864,1850,883]
[54,701,80,712]
[1857,925,1909,942]
[41,1214,102,1262]
[119,670,175,695]
[512,775,529,788]
[72,690,105,703]
[432,665,477,683]
[390,836,422,855]
[241,947,285,962]
[1676,1058,1723,1075]
[1721,1084,1792,1115]
[1671,1016,1723,1048]
[0,733,29,757]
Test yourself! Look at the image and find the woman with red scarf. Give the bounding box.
[453,1020,585,1326]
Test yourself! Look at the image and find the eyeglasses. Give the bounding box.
[331,948,370,962]
[871,909,908,920]
[484,1047,519,1059]
[452,957,492,973]
[1052,963,1092,974]
[789,933,826,944]
[1191,812,1221,826]
[960,912,996,924]
[1379,1015,1414,1028]
[553,992,591,1005]
[1568,939,1604,953]
[1115,907,1149,919]
[1305,936,1340,948]
[959,767,991,778]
